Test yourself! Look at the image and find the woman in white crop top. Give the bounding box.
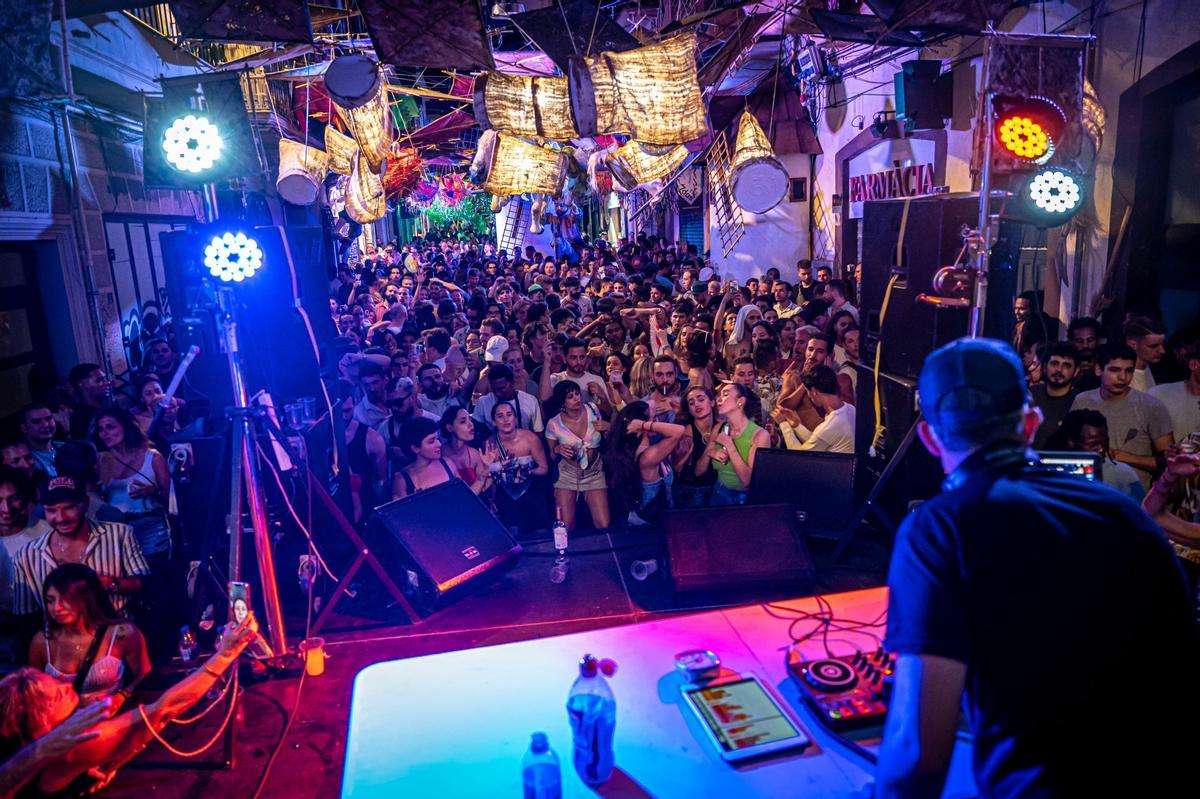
[28,563,150,712]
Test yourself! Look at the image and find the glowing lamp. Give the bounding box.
[997,115,1049,160]
[163,114,224,174]
[992,96,1065,164]
[1026,168,1082,216]
[204,232,263,283]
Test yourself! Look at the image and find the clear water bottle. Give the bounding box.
[566,654,618,786]
[521,732,562,799]
[178,625,198,663]
[550,507,569,584]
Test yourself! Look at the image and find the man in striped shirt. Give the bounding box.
[10,476,148,616]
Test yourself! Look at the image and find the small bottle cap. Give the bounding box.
[530,732,548,753]
[579,654,598,676]
[599,658,617,677]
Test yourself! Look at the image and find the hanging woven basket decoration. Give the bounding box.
[325,126,358,176]
[275,138,329,206]
[328,55,391,172]
[474,72,579,140]
[730,110,789,214]
[607,140,689,191]
[481,132,568,197]
[571,32,707,146]
[346,151,386,223]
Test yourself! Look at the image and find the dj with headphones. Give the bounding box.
[876,338,1200,798]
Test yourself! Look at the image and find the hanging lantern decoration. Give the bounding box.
[326,54,390,172]
[607,141,688,191]
[480,133,568,197]
[474,72,579,140]
[571,32,707,146]
[569,53,626,138]
[325,126,358,175]
[409,179,439,208]
[383,145,421,199]
[730,111,789,214]
[345,151,386,223]
[275,138,329,206]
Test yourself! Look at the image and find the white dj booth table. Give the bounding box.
[342,587,976,798]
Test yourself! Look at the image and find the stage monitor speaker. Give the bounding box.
[747,450,856,539]
[661,504,815,593]
[860,194,1022,380]
[369,480,522,611]
[161,225,336,414]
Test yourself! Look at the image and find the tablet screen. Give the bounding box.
[683,677,801,751]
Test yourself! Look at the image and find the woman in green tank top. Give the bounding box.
[695,382,770,505]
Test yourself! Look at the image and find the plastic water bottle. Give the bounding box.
[178,625,197,663]
[521,732,562,799]
[566,654,617,786]
[550,508,569,584]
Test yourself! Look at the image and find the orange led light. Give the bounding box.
[997,115,1050,160]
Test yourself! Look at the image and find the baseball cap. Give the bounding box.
[484,335,510,362]
[918,338,1028,434]
[528,284,544,294]
[43,475,86,505]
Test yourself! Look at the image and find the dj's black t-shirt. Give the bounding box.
[886,443,1200,798]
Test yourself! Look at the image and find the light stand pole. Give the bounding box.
[217,286,287,656]
[969,89,995,339]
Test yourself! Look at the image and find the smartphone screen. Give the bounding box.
[229,581,251,624]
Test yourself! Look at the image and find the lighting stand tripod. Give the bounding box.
[216,286,288,656]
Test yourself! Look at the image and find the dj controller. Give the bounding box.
[787,647,896,731]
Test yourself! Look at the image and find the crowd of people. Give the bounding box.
[328,236,865,536]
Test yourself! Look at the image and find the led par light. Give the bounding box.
[1024,167,1083,223]
[993,96,1065,164]
[163,114,224,174]
[204,232,263,283]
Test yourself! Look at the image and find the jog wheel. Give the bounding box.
[803,659,857,692]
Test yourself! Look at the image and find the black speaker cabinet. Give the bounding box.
[161,225,336,413]
[747,450,856,539]
[661,503,815,593]
[860,194,1022,379]
[369,480,522,611]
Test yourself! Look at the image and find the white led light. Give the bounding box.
[204,232,263,283]
[1027,169,1081,216]
[163,114,224,174]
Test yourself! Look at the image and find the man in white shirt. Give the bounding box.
[777,365,855,453]
[473,364,544,433]
[1124,315,1166,393]
[1149,341,1200,442]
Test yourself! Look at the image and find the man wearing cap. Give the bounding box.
[876,338,1200,798]
[11,476,149,617]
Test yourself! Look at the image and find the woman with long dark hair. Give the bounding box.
[544,380,610,532]
[438,407,492,495]
[484,401,550,533]
[605,401,687,524]
[93,409,171,561]
[391,417,457,500]
[28,564,150,712]
[694,382,769,506]
[671,386,719,507]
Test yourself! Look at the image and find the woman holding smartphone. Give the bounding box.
[694,382,769,506]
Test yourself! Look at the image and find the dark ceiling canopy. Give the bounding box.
[167,0,314,44]
[509,1,640,73]
[358,0,494,71]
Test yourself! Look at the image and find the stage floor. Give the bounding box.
[102,527,889,798]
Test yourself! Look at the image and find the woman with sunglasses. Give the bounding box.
[694,382,768,506]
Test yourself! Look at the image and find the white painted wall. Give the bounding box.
[709,151,812,282]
